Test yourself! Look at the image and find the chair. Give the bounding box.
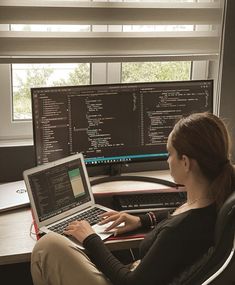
[170,191,235,285]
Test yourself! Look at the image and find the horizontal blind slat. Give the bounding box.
[0,54,219,64]
[0,31,220,38]
[0,2,222,25]
[0,31,219,58]
[0,1,223,63]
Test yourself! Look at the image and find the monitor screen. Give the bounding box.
[31,80,213,175]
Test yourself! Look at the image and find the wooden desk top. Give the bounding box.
[0,207,144,265]
[0,207,36,265]
[0,170,173,265]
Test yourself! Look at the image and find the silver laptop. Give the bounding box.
[23,153,113,248]
[0,180,30,213]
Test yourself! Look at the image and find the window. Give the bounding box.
[12,63,90,120]
[11,24,91,121]
[122,61,191,83]
[0,0,223,142]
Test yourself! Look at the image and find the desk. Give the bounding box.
[0,207,35,265]
[0,170,173,265]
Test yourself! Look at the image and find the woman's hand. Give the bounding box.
[99,211,142,236]
[64,220,95,243]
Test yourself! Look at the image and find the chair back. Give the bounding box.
[170,191,235,285]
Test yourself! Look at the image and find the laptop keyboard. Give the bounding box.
[48,207,106,235]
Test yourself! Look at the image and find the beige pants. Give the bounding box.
[31,232,112,285]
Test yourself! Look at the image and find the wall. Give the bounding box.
[0,146,35,183]
[218,0,235,161]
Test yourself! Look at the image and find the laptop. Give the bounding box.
[0,180,30,213]
[23,153,114,248]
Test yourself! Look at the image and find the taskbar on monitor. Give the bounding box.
[84,153,168,165]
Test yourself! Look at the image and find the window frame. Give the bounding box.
[0,0,223,143]
[0,60,209,143]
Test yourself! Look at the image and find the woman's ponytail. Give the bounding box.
[210,162,235,209]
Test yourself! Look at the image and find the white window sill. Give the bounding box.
[0,139,33,147]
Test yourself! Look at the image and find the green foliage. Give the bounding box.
[53,64,90,86]
[122,62,191,83]
[13,62,191,120]
[13,64,90,119]
[13,66,54,119]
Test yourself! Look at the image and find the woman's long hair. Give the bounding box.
[170,112,235,209]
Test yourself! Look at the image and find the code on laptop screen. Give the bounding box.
[28,158,91,222]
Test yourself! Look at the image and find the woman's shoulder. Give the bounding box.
[162,203,217,229]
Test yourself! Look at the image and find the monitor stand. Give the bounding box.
[90,164,181,188]
[90,175,179,188]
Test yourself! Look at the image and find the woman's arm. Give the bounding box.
[99,209,170,234]
[83,225,183,285]
[99,211,142,235]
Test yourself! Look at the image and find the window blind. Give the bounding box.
[0,0,223,63]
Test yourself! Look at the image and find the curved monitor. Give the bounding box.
[31,80,213,177]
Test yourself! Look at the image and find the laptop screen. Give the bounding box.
[27,158,91,222]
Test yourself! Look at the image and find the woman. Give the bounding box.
[31,112,235,285]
